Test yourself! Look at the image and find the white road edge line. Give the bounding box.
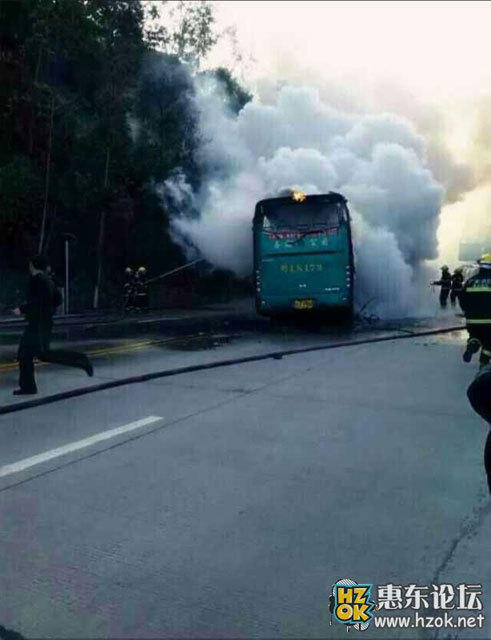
[0,415,164,479]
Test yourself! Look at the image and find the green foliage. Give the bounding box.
[170,0,216,64]
[200,67,252,114]
[134,50,198,181]
[0,156,43,239]
[144,0,217,66]
[0,0,248,310]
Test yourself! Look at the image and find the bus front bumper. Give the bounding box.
[257,292,352,314]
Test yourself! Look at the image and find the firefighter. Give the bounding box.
[460,253,491,366]
[134,266,149,311]
[123,267,135,312]
[450,267,464,308]
[432,265,452,308]
[467,364,491,493]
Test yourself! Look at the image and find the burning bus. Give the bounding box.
[253,191,354,317]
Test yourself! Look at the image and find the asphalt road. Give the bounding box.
[0,308,462,411]
[0,328,489,639]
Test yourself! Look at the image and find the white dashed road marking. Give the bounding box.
[0,415,164,479]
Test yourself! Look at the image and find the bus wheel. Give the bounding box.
[327,307,353,325]
[339,306,354,325]
[269,315,286,329]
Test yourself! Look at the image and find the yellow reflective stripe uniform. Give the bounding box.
[461,272,491,353]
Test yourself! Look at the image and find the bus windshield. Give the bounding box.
[262,201,343,230]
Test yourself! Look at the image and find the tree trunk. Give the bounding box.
[38,91,55,254]
[93,147,111,309]
[28,44,43,156]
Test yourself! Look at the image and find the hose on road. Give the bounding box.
[0,325,464,416]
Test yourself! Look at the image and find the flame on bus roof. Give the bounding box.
[291,189,307,203]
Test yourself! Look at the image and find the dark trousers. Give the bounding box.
[468,365,491,423]
[450,290,460,307]
[467,365,491,492]
[440,288,450,308]
[485,431,491,494]
[18,325,91,392]
[18,336,39,392]
[135,293,149,311]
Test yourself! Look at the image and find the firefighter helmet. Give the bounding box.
[478,253,491,268]
[137,266,147,274]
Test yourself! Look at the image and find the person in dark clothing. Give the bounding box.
[467,364,491,493]
[463,254,491,494]
[13,256,93,395]
[460,254,491,366]
[432,265,452,308]
[450,267,464,308]
[123,267,135,312]
[134,266,149,311]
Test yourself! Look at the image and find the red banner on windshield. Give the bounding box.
[265,227,339,240]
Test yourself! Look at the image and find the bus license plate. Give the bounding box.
[293,299,314,310]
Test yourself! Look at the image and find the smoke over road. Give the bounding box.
[165,77,446,317]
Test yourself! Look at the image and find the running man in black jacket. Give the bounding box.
[13,255,93,395]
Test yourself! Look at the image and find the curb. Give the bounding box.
[0,325,464,416]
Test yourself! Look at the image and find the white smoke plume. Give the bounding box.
[166,78,446,318]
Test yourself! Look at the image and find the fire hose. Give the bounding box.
[143,259,206,285]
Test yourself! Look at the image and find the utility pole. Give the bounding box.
[61,233,76,315]
[93,146,111,309]
[65,237,69,314]
[38,91,55,254]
